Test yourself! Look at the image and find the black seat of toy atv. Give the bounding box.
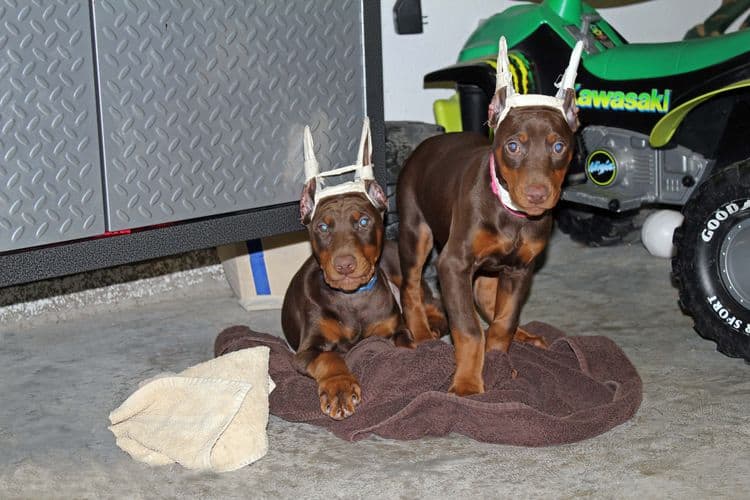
[584,29,750,80]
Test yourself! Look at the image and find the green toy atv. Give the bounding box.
[391,0,750,361]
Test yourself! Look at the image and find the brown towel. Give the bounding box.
[215,322,641,445]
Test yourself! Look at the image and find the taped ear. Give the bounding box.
[365,179,387,213]
[561,88,579,133]
[357,117,372,167]
[299,178,316,225]
[488,88,508,129]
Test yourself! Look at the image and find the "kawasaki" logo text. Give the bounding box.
[576,87,672,113]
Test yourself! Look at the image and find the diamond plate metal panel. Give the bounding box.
[0,0,104,252]
[93,0,367,230]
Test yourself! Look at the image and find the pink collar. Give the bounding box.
[489,153,528,218]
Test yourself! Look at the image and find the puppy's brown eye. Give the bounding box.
[506,140,520,154]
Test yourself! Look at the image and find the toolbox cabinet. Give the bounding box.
[0,0,384,287]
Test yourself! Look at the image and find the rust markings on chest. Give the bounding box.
[319,315,399,344]
[364,315,399,339]
[319,317,355,343]
[471,228,546,266]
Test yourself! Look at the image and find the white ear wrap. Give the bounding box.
[301,117,381,219]
[303,125,320,182]
[492,38,583,131]
[556,41,584,99]
[496,36,515,98]
[356,118,374,172]
[356,117,374,181]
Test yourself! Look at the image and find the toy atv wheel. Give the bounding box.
[555,204,644,247]
[672,160,750,360]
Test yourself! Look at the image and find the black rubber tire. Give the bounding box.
[384,121,444,241]
[384,121,444,294]
[672,161,750,360]
[555,203,644,247]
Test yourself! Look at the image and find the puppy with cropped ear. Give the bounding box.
[281,119,416,420]
[396,38,583,396]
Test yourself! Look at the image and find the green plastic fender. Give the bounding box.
[459,3,602,62]
[649,79,750,148]
[585,31,750,80]
[458,1,750,81]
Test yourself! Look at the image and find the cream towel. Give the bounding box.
[109,346,275,472]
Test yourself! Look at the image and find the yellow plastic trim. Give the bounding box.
[432,54,532,133]
[649,79,750,148]
[433,93,463,133]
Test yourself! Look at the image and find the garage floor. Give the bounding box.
[1,231,749,499]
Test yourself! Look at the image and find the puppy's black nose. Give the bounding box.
[334,254,357,275]
[524,184,549,205]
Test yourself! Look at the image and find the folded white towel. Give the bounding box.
[109,346,275,472]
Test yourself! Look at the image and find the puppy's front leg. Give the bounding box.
[437,248,486,396]
[294,321,362,420]
[399,222,439,343]
[309,351,361,420]
[295,349,361,420]
[486,266,547,352]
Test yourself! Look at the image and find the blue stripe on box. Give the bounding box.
[246,239,271,295]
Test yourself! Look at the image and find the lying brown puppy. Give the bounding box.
[282,119,445,419]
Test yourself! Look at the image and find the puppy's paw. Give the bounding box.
[392,329,416,348]
[515,327,548,349]
[448,376,484,397]
[318,374,362,420]
[429,329,444,341]
[425,304,448,338]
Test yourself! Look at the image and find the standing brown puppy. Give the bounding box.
[397,38,583,396]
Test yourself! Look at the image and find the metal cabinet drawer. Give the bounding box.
[0,0,104,252]
[93,0,368,230]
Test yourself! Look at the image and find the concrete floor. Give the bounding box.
[1,231,749,499]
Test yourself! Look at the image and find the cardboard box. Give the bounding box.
[218,231,311,311]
